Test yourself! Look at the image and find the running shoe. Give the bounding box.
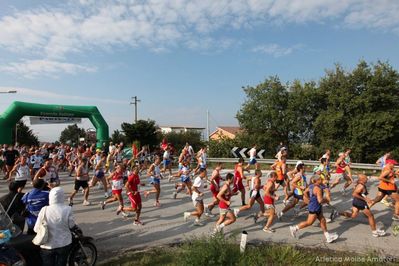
[277,212,283,221]
[168,175,172,182]
[194,220,204,226]
[381,198,390,207]
[205,212,215,218]
[326,233,339,243]
[133,220,143,226]
[82,200,91,206]
[263,227,275,233]
[330,209,338,221]
[68,198,73,207]
[116,205,123,215]
[283,200,288,206]
[289,226,297,238]
[253,213,259,224]
[392,214,399,221]
[100,201,105,210]
[172,192,177,199]
[184,212,191,222]
[233,208,240,217]
[372,229,386,237]
[340,188,346,195]
[211,227,221,237]
[121,212,134,218]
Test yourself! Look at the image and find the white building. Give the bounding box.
[159,126,206,140]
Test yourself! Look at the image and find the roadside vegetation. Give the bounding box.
[100,235,396,266]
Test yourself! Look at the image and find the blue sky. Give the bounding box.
[0,0,398,141]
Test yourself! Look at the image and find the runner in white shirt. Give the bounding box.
[194,146,208,176]
[245,144,259,172]
[183,168,207,226]
[30,150,43,177]
[161,146,172,179]
[10,155,30,192]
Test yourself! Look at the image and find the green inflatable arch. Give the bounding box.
[0,101,109,147]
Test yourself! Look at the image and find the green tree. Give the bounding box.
[13,120,39,146]
[121,120,160,148]
[110,129,127,144]
[236,60,399,162]
[315,61,399,162]
[162,131,204,153]
[208,137,239,158]
[236,76,291,156]
[59,124,86,145]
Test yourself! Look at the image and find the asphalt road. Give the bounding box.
[1,169,398,263]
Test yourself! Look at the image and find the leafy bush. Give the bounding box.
[208,138,238,158]
[180,235,240,266]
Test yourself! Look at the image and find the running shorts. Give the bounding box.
[181,175,190,183]
[250,189,261,199]
[352,198,368,210]
[128,192,142,209]
[219,208,233,215]
[112,189,122,196]
[95,170,105,179]
[249,158,257,165]
[233,178,244,192]
[293,194,303,200]
[210,185,219,197]
[74,180,88,191]
[378,187,396,196]
[150,176,161,185]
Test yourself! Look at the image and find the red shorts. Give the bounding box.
[128,192,142,209]
[112,189,122,196]
[210,185,219,197]
[233,177,244,192]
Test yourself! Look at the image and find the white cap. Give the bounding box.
[296,160,304,167]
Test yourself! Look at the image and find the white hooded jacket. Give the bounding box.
[34,187,75,249]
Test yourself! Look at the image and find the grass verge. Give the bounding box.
[99,235,397,266]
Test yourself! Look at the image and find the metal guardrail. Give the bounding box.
[208,158,384,171]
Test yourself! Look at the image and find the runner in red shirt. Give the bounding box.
[330,152,353,194]
[212,173,236,235]
[205,162,223,217]
[124,166,145,225]
[233,158,247,206]
[100,164,126,216]
[260,171,279,233]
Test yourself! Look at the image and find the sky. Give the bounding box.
[0,0,398,142]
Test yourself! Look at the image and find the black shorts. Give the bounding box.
[15,180,27,189]
[276,179,285,185]
[378,188,396,196]
[250,190,261,199]
[309,207,322,215]
[352,198,368,210]
[293,194,303,200]
[74,180,89,191]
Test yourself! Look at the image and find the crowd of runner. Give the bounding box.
[1,142,398,243]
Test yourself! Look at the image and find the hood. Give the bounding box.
[49,187,65,205]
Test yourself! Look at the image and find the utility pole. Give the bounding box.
[206,110,210,141]
[130,96,141,123]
